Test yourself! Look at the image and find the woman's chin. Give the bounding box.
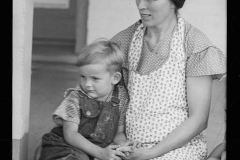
[141,20,154,28]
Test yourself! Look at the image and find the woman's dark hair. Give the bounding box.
[170,0,186,14]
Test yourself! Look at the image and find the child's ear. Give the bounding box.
[112,72,122,85]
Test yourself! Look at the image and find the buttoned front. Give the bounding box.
[78,92,120,147]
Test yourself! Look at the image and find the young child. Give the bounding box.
[39,39,139,160]
[206,95,226,160]
[206,140,226,160]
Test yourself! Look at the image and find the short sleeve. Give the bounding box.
[52,90,81,125]
[117,85,129,126]
[185,24,226,80]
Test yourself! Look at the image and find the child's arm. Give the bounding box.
[221,150,226,160]
[113,125,133,157]
[207,142,226,160]
[113,125,128,145]
[63,120,125,160]
[113,125,142,150]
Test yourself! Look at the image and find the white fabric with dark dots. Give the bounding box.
[111,16,226,159]
[111,19,226,84]
[125,17,207,160]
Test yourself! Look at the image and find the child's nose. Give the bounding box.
[85,79,92,87]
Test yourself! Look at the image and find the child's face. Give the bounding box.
[78,63,117,101]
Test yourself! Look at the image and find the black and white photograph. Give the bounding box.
[13,0,229,160]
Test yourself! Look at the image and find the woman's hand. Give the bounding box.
[116,141,142,157]
[119,147,150,160]
[131,141,142,149]
[118,141,142,149]
[101,145,127,160]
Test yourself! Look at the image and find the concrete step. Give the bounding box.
[32,44,78,64]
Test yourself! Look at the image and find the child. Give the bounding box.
[206,96,226,160]
[206,141,226,160]
[39,39,140,160]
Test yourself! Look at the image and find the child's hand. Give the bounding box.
[122,147,150,160]
[101,145,126,160]
[117,140,142,149]
[221,151,226,160]
[116,146,133,158]
[115,141,142,158]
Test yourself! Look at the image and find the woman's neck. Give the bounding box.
[145,14,177,43]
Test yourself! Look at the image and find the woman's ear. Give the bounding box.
[112,72,122,85]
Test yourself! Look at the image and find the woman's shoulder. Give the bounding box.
[110,20,141,47]
[184,21,213,45]
[184,20,215,56]
[183,20,226,80]
[111,20,141,39]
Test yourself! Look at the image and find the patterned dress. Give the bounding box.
[111,17,226,160]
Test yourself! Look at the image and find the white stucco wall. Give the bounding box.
[13,0,33,139]
[87,0,139,43]
[88,0,226,55]
[180,0,226,55]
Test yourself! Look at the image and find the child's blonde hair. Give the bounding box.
[76,38,125,73]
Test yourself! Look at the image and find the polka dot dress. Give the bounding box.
[125,17,207,160]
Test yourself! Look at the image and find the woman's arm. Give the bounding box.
[63,121,125,160]
[134,75,213,159]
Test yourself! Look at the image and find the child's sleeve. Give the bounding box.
[118,85,129,126]
[52,90,81,125]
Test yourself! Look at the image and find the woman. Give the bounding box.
[111,0,226,159]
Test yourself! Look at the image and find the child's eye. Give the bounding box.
[93,77,100,81]
[80,75,85,78]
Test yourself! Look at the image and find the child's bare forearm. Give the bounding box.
[113,125,128,145]
[113,132,128,145]
[63,121,105,159]
[64,131,105,159]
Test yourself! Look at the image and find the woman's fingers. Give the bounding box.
[108,144,121,149]
[132,141,142,149]
[106,145,128,159]
[124,141,134,146]
[117,146,134,152]
[137,141,142,148]
[115,150,127,159]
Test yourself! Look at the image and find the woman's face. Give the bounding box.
[136,0,175,28]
